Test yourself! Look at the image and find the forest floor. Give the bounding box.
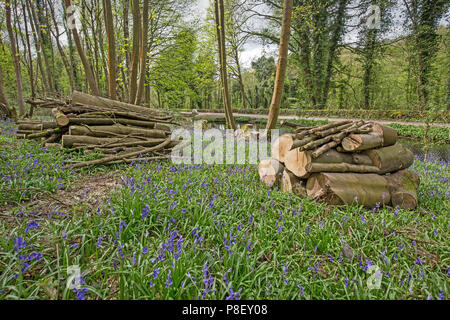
[185,112,450,128]
[0,119,449,300]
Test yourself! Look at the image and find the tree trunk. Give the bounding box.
[0,63,11,115]
[47,0,75,92]
[104,0,117,100]
[64,0,100,96]
[214,0,236,130]
[129,0,141,103]
[35,0,56,93]
[22,2,35,104]
[321,0,348,106]
[5,0,25,117]
[26,0,48,94]
[135,0,149,105]
[266,0,293,131]
[235,51,246,108]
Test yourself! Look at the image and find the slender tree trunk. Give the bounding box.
[136,0,149,105]
[129,0,141,103]
[35,0,55,93]
[214,0,236,129]
[266,0,293,131]
[0,63,11,111]
[64,0,100,96]
[61,0,79,90]
[322,0,347,106]
[5,0,25,117]
[104,0,117,100]
[22,4,35,100]
[122,0,130,100]
[235,51,246,108]
[47,0,75,92]
[363,30,377,109]
[26,0,48,94]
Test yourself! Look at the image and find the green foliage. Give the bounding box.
[387,123,449,142]
[150,26,216,109]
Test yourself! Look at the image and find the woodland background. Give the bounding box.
[0,0,448,117]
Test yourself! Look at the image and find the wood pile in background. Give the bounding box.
[259,120,420,210]
[18,91,178,169]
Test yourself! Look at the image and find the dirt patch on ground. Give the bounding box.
[1,173,123,218]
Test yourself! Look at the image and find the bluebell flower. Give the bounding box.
[166,270,173,288]
[14,237,27,252]
[226,286,242,300]
[297,284,304,296]
[153,268,160,279]
[24,221,39,233]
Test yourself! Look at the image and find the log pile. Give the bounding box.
[18,91,178,168]
[259,120,420,210]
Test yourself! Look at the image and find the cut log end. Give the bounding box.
[281,169,307,197]
[258,159,285,188]
[271,134,294,163]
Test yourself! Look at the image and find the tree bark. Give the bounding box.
[284,148,358,179]
[266,0,293,130]
[62,135,145,148]
[104,0,117,100]
[135,0,149,105]
[129,0,141,103]
[214,0,236,130]
[67,117,163,128]
[365,144,414,174]
[64,0,100,96]
[71,91,164,116]
[341,133,384,152]
[385,169,420,210]
[68,138,171,169]
[5,0,25,116]
[306,172,391,207]
[0,63,11,115]
[69,124,167,138]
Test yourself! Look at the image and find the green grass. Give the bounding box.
[0,119,448,300]
[387,123,449,143]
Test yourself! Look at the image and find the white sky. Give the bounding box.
[194,0,274,68]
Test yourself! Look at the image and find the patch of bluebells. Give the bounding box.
[201,262,215,299]
[24,221,39,233]
[226,287,242,300]
[151,226,185,263]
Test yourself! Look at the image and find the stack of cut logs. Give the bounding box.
[259,120,420,210]
[18,91,178,169]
